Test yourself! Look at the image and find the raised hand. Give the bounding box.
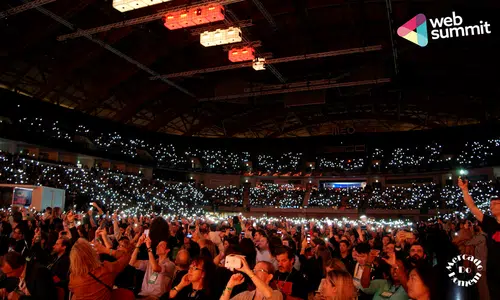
[178,274,191,289]
[235,256,252,274]
[367,249,379,264]
[92,240,108,254]
[458,178,468,191]
[382,252,397,268]
[145,236,152,249]
[66,210,75,223]
[227,273,245,288]
[136,234,146,247]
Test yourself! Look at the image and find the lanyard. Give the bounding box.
[47,255,62,270]
[277,271,292,294]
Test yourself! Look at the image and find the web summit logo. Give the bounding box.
[397,12,492,47]
[446,254,483,287]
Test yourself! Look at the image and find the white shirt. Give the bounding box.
[208,231,225,253]
[256,249,278,270]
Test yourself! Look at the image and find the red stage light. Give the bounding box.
[229,46,255,62]
[164,4,225,30]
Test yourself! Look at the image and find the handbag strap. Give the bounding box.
[88,272,113,291]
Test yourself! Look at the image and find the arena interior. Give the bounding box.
[0,1,499,300]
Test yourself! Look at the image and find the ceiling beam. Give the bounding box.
[34,27,133,101]
[75,38,170,113]
[145,94,198,131]
[32,4,195,104]
[266,112,445,138]
[199,78,391,102]
[113,83,170,122]
[2,0,97,69]
[224,103,286,136]
[183,105,252,136]
[151,45,382,79]
[0,0,56,18]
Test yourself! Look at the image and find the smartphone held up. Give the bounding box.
[225,254,244,271]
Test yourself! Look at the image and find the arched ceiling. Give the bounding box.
[1,0,498,138]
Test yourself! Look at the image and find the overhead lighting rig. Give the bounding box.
[164,3,225,30]
[200,27,242,47]
[113,0,172,13]
[252,58,266,70]
[229,46,255,62]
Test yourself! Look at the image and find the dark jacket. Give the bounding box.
[20,262,57,300]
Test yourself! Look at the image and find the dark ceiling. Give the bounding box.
[0,0,499,138]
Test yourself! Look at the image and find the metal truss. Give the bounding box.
[0,0,56,18]
[56,0,244,41]
[190,19,253,35]
[251,0,277,29]
[151,45,382,79]
[198,78,391,102]
[222,40,261,51]
[31,1,195,97]
[223,7,285,83]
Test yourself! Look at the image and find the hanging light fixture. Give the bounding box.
[200,27,242,47]
[164,4,224,30]
[113,0,172,13]
[229,46,255,62]
[253,58,266,70]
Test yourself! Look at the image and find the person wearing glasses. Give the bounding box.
[168,256,216,299]
[221,257,282,300]
[0,251,56,299]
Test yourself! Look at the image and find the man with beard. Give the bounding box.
[405,243,426,270]
[47,237,71,289]
[274,246,308,299]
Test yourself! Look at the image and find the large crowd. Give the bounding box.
[1,151,500,215]
[0,178,499,300]
[5,111,500,175]
[1,110,500,299]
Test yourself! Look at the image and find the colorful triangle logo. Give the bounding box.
[397,14,428,47]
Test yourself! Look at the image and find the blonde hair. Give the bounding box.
[69,238,102,277]
[325,270,356,300]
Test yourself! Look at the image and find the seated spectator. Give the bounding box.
[352,243,370,290]
[11,227,28,255]
[405,243,426,269]
[172,249,190,288]
[130,234,175,299]
[68,238,131,300]
[222,258,282,300]
[255,234,277,270]
[361,259,408,300]
[47,237,71,289]
[274,246,308,299]
[407,263,438,300]
[198,239,217,260]
[167,256,216,300]
[337,240,355,275]
[324,258,348,273]
[0,251,56,299]
[316,270,356,300]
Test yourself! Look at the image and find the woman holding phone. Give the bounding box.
[221,256,282,300]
